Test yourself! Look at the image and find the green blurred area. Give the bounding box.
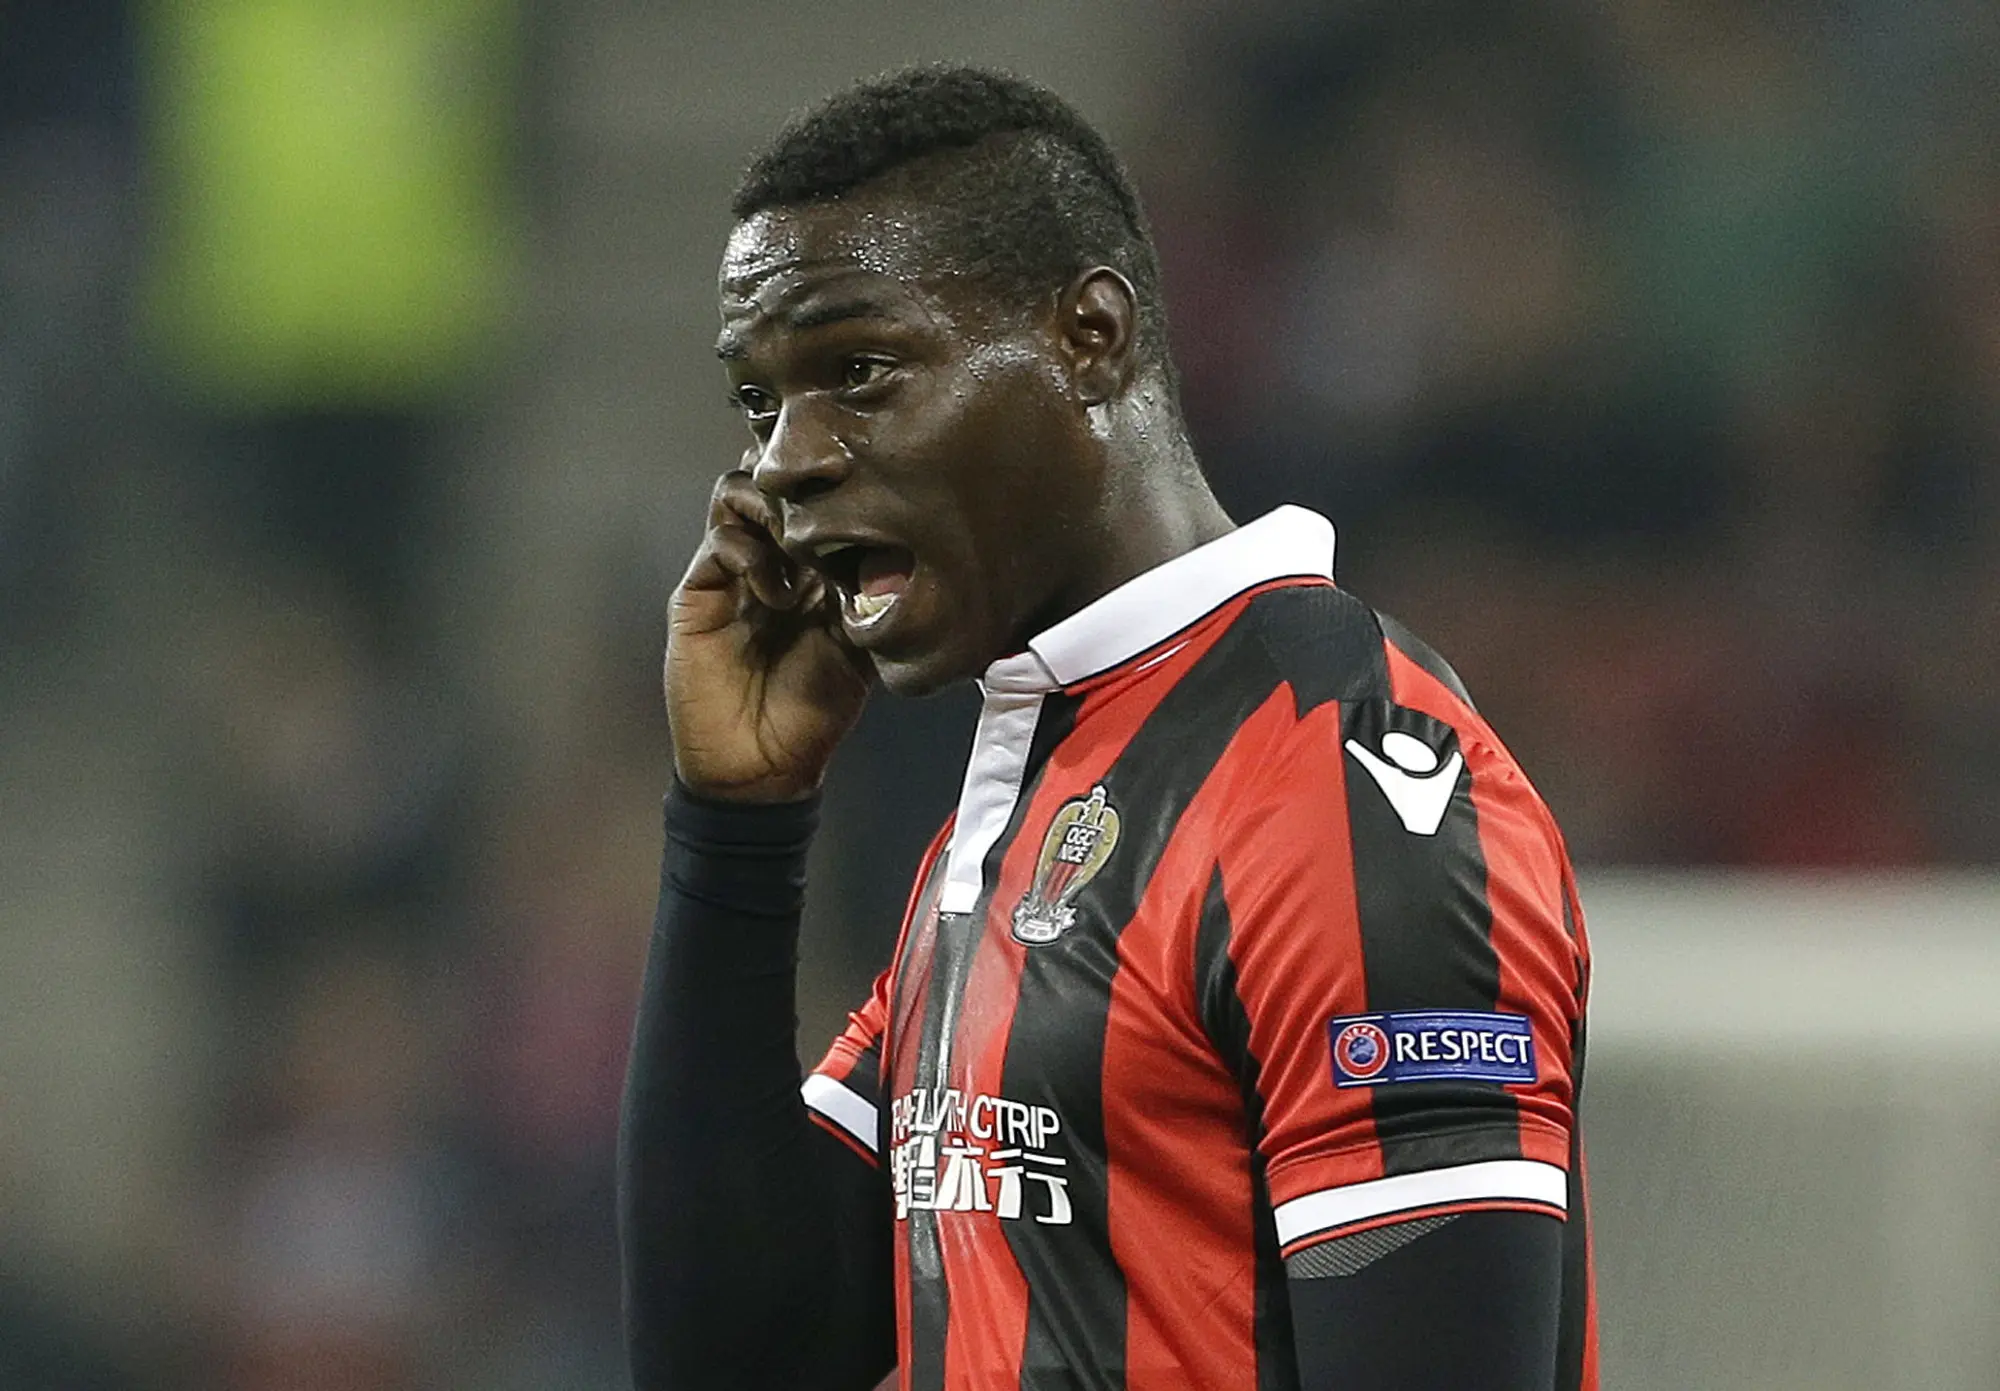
[140,0,518,407]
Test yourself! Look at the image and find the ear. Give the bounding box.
[1056,266,1139,405]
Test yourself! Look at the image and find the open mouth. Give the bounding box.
[811,541,917,633]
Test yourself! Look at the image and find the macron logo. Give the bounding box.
[1344,731,1462,836]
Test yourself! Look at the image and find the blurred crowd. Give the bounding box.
[1152,0,2000,867]
[0,1,1993,1386]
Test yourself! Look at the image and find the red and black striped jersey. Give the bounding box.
[804,507,1597,1390]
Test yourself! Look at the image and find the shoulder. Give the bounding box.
[1228,580,1480,725]
[1202,592,1586,1024]
[1211,584,1561,866]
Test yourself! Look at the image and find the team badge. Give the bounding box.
[1010,784,1121,945]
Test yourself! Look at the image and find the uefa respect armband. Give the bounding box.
[1328,1009,1538,1088]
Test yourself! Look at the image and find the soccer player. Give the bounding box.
[620,66,1595,1391]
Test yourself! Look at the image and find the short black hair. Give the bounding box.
[734,65,1177,391]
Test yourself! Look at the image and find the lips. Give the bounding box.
[804,537,918,638]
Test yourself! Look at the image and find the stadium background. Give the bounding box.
[2,1,1995,1386]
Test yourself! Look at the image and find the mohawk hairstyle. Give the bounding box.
[734,65,1178,391]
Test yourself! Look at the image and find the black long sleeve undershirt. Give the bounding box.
[618,783,893,1391]
[619,786,1562,1389]
[1288,1210,1565,1389]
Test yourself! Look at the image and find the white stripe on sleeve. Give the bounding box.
[801,1073,880,1155]
[1273,1158,1567,1248]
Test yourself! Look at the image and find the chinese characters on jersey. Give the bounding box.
[889,1087,1071,1225]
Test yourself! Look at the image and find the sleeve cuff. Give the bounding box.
[1273,1159,1569,1255]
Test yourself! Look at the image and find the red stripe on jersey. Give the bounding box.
[1387,642,1581,1170]
[1213,694,1385,1208]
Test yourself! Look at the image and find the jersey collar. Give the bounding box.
[980,505,1337,695]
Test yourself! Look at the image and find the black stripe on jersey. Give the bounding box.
[1338,694,1518,1175]
[1245,584,1390,713]
[1376,609,1478,711]
[1021,692,1085,792]
[1555,1020,1591,1391]
[1000,608,1292,1391]
[901,692,1080,1390]
[1195,865,1302,1391]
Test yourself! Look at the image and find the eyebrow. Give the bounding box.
[713,297,897,360]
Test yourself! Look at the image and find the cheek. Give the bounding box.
[955,411,1071,537]
[960,339,1057,387]
[956,426,1093,602]
[957,367,1079,488]
[879,362,1088,575]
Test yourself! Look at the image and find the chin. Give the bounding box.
[869,653,964,699]
[867,638,991,699]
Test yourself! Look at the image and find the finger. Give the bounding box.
[678,522,768,597]
[673,528,783,639]
[706,522,798,612]
[708,467,782,539]
[706,466,750,523]
[707,468,804,596]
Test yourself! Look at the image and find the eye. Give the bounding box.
[840,355,897,392]
[730,384,778,429]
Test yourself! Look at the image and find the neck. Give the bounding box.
[1036,399,1235,632]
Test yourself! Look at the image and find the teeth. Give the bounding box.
[849,590,895,624]
[813,540,856,560]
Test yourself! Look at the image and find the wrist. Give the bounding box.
[673,770,827,806]
[667,774,820,827]
[662,779,820,924]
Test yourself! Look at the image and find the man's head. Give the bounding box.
[715,66,1202,696]
[732,65,1176,395]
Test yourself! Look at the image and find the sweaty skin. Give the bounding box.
[667,195,1231,802]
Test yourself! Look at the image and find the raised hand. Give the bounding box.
[665,466,873,803]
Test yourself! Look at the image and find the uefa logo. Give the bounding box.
[1332,1021,1391,1081]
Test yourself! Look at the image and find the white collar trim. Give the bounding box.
[981,505,1336,694]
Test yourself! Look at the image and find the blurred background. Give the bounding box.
[1,0,1995,1387]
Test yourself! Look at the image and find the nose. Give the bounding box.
[751,400,852,505]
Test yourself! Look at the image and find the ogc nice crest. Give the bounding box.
[1011,784,1121,946]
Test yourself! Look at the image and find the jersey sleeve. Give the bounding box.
[805,968,891,1166]
[1201,650,1589,1260]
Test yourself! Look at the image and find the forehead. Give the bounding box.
[718,203,942,326]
